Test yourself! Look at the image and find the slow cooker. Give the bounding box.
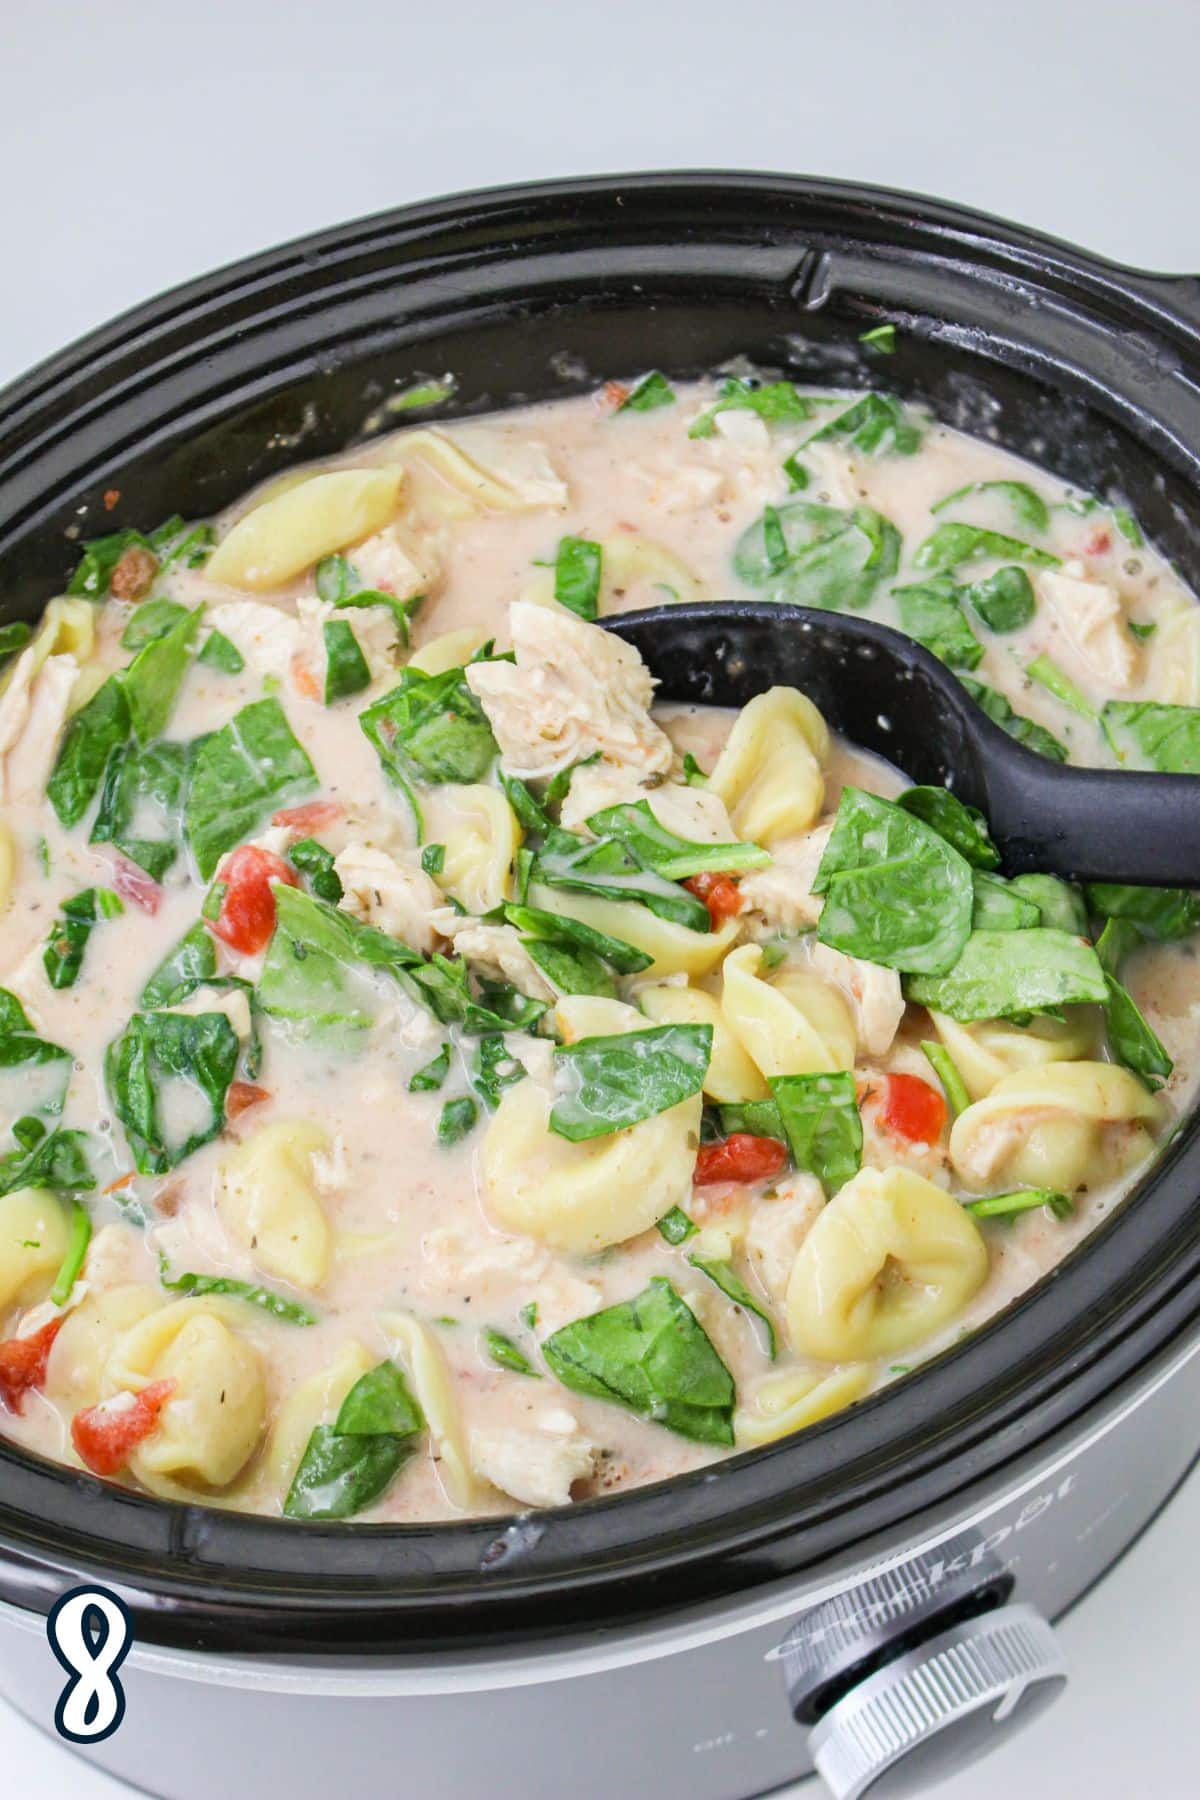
[2,172,1199,1800]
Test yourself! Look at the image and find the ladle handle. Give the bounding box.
[981,754,1200,886]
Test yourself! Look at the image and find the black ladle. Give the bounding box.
[603,602,1200,887]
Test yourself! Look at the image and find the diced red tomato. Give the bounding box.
[291,656,321,701]
[879,1073,948,1145]
[602,380,630,410]
[226,1081,270,1121]
[71,1380,175,1477]
[271,799,343,835]
[212,846,299,955]
[684,871,745,927]
[695,1133,789,1186]
[1084,527,1112,557]
[109,854,163,914]
[0,1317,64,1415]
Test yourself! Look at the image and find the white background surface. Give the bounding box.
[2,0,1199,1794]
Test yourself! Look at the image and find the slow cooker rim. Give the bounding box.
[2,169,1200,1646]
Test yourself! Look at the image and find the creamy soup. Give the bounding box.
[0,367,1197,1523]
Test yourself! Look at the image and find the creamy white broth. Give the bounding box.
[0,372,1197,1522]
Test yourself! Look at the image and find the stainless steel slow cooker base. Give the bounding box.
[4,1329,1195,1800]
[4,171,1200,1799]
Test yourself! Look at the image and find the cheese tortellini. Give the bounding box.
[734,1363,872,1448]
[526,880,741,979]
[482,996,702,1252]
[207,468,406,589]
[722,944,856,1078]
[786,1167,990,1361]
[931,1010,1098,1103]
[218,1120,333,1291]
[640,983,768,1102]
[708,687,829,844]
[0,1189,70,1312]
[260,1340,375,1499]
[523,533,706,615]
[104,1298,266,1494]
[424,783,522,915]
[44,1285,165,1414]
[379,1311,473,1509]
[949,1062,1163,1194]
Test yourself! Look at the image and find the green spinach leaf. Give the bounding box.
[90,738,193,881]
[186,698,317,879]
[931,480,1050,535]
[584,799,769,879]
[47,676,132,827]
[619,371,676,412]
[813,787,974,975]
[733,500,900,611]
[533,828,711,931]
[1101,701,1200,772]
[970,873,1041,932]
[120,598,189,651]
[770,1071,862,1194]
[963,565,1036,633]
[437,1096,478,1145]
[657,1205,697,1245]
[1085,883,1200,941]
[1006,874,1088,936]
[359,664,497,804]
[198,629,245,673]
[689,377,813,439]
[0,1121,96,1197]
[159,1261,317,1325]
[898,786,1000,869]
[1095,919,1173,1091]
[543,1277,735,1445]
[806,392,921,456]
[894,578,983,670]
[504,903,652,975]
[482,1327,540,1377]
[550,1023,712,1142]
[139,922,219,1008]
[284,1359,424,1520]
[904,929,1107,1021]
[959,677,1068,762]
[43,888,123,989]
[105,1010,240,1173]
[688,1255,776,1357]
[408,1044,451,1092]
[322,620,371,704]
[914,523,1059,574]
[287,836,344,903]
[554,537,603,620]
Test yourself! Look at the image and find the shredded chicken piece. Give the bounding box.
[430,915,557,1003]
[560,763,738,842]
[334,844,443,955]
[348,526,435,603]
[295,593,398,683]
[469,1422,596,1509]
[745,1175,824,1300]
[808,943,905,1058]
[1038,566,1138,692]
[738,823,833,933]
[207,600,302,681]
[465,602,673,780]
[0,650,77,804]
